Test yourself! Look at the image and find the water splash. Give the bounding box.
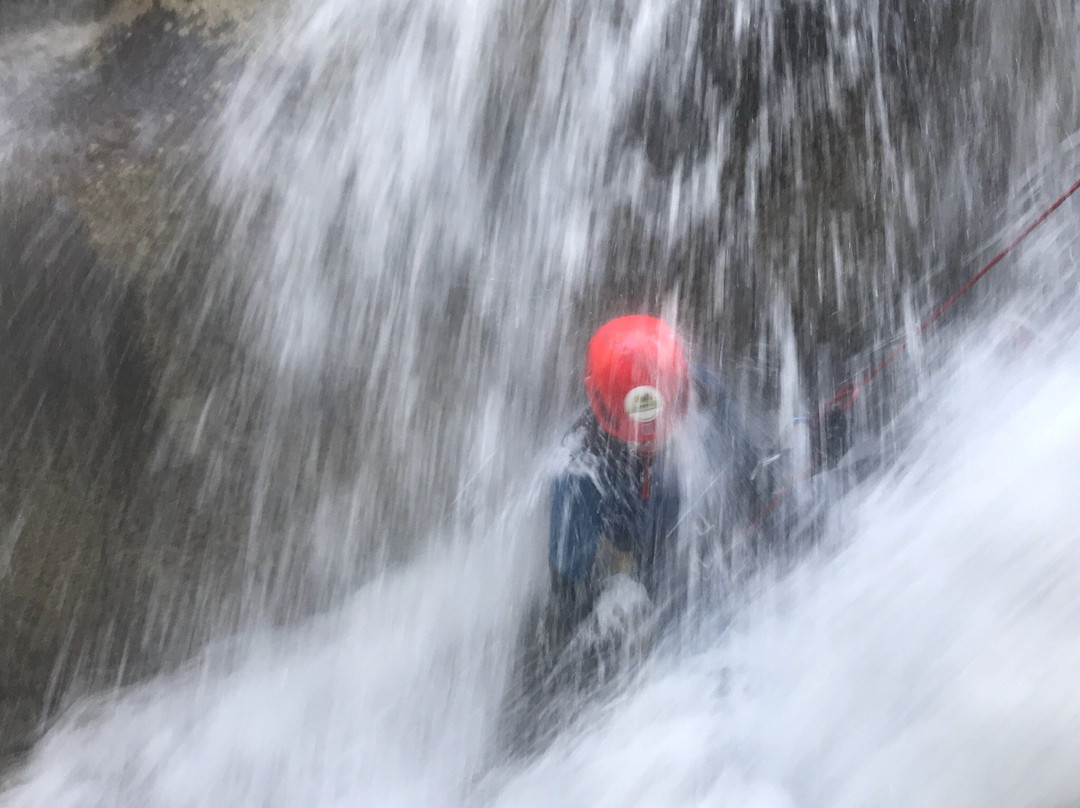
[487,314,1080,808]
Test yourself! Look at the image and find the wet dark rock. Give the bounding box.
[0,188,155,757]
[0,0,250,764]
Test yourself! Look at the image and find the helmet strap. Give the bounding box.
[638,445,653,500]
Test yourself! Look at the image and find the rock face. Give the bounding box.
[0,0,258,761]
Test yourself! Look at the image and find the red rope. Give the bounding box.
[831,175,1080,411]
[750,175,1080,529]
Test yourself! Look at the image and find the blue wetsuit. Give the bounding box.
[548,367,766,619]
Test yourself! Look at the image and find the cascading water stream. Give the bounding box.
[3,0,1080,805]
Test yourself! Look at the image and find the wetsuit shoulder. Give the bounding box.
[549,412,607,582]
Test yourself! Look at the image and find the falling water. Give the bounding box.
[3,0,1080,805]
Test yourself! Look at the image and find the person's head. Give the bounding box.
[584,315,690,447]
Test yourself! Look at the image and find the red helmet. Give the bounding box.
[585,315,690,444]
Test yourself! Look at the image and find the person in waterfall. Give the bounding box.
[545,314,851,645]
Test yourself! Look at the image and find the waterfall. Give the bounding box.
[2,1,1080,804]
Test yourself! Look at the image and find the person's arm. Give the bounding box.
[696,362,854,472]
[691,364,769,491]
[548,471,604,629]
